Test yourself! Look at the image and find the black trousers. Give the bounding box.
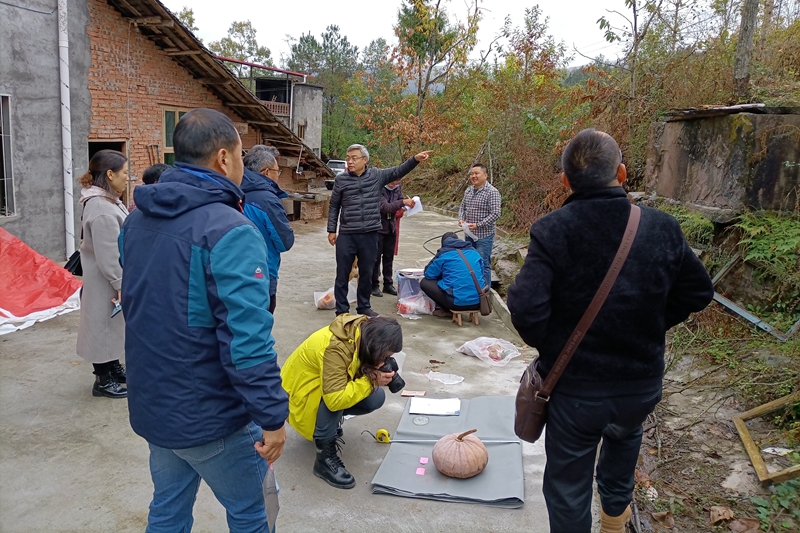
[334,232,379,314]
[372,232,397,288]
[543,388,662,532]
[420,278,480,312]
[313,388,386,440]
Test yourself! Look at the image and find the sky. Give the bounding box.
[160,0,627,68]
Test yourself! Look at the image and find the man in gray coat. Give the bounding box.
[327,144,432,316]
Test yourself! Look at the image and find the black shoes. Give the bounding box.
[92,373,127,399]
[371,286,383,297]
[313,438,355,489]
[383,285,397,296]
[361,308,380,318]
[110,361,126,384]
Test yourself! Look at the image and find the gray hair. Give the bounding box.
[244,149,277,173]
[248,144,280,158]
[346,144,369,161]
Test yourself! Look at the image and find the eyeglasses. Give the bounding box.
[266,167,282,176]
[344,156,365,162]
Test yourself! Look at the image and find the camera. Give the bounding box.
[379,356,405,394]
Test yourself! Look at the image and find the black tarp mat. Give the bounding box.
[371,396,524,508]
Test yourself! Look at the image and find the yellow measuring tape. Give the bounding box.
[362,429,392,443]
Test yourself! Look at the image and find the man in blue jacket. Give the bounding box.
[119,109,288,533]
[421,232,486,318]
[241,146,294,314]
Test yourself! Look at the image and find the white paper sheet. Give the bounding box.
[408,397,461,416]
[404,196,423,216]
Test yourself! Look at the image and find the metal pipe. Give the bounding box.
[58,0,75,258]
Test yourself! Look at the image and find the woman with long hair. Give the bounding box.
[75,150,129,398]
[281,315,402,489]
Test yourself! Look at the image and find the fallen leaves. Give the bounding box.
[635,469,652,489]
[727,517,760,532]
[652,511,675,528]
[710,505,734,524]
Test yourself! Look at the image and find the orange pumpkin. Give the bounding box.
[432,428,489,479]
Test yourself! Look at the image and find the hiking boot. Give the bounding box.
[313,438,355,489]
[600,505,631,533]
[383,285,397,296]
[361,308,380,318]
[92,374,127,399]
[371,286,383,297]
[110,361,126,384]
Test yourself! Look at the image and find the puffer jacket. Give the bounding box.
[327,157,419,234]
[280,314,372,441]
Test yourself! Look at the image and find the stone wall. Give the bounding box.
[646,113,800,220]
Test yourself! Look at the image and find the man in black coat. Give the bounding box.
[507,129,714,533]
[327,144,431,316]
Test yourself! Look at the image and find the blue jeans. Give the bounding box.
[466,234,494,288]
[146,422,273,533]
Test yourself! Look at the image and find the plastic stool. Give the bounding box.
[452,310,480,327]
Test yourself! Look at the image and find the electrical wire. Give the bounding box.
[0,1,56,15]
[421,229,465,256]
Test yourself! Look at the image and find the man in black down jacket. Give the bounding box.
[328,144,432,316]
[507,129,713,533]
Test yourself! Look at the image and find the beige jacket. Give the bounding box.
[76,186,128,364]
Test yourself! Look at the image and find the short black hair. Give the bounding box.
[561,129,622,190]
[441,231,459,247]
[471,163,488,174]
[142,163,170,185]
[173,108,240,165]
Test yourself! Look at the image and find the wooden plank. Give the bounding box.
[226,103,264,108]
[739,392,800,420]
[166,50,202,56]
[732,415,771,482]
[197,78,231,85]
[134,16,174,27]
[771,464,800,484]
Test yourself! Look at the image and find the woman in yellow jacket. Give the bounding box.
[281,314,401,489]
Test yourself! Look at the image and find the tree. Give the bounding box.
[733,0,760,101]
[209,21,273,82]
[395,0,481,134]
[286,25,362,158]
[176,7,198,34]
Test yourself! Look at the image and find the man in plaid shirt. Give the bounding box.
[458,163,501,287]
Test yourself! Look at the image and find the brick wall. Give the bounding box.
[86,0,260,181]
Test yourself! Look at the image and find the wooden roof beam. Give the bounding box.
[197,78,231,85]
[166,50,202,56]
[133,16,174,27]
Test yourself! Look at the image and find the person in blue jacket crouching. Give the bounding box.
[421,232,486,318]
[119,108,288,533]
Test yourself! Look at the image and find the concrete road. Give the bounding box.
[0,210,549,532]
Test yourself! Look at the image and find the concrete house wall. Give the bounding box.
[291,84,323,157]
[0,0,91,260]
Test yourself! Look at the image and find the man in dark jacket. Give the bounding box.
[371,179,415,297]
[421,232,485,317]
[119,109,288,533]
[507,129,714,533]
[327,144,432,316]
[241,146,294,314]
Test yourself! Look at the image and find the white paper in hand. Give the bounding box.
[461,221,478,240]
[404,196,423,216]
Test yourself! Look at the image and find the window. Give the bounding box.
[296,123,306,140]
[162,108,189,164]
[0,96,14,217]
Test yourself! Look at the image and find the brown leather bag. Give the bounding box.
[514,205,641,443]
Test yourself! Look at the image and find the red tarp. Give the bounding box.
[0,228,82,317]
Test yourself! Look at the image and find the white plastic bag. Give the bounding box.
[456,337,521,367]
[313,280,357,310]
[396,293,435,316]
[426,371,464,385]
